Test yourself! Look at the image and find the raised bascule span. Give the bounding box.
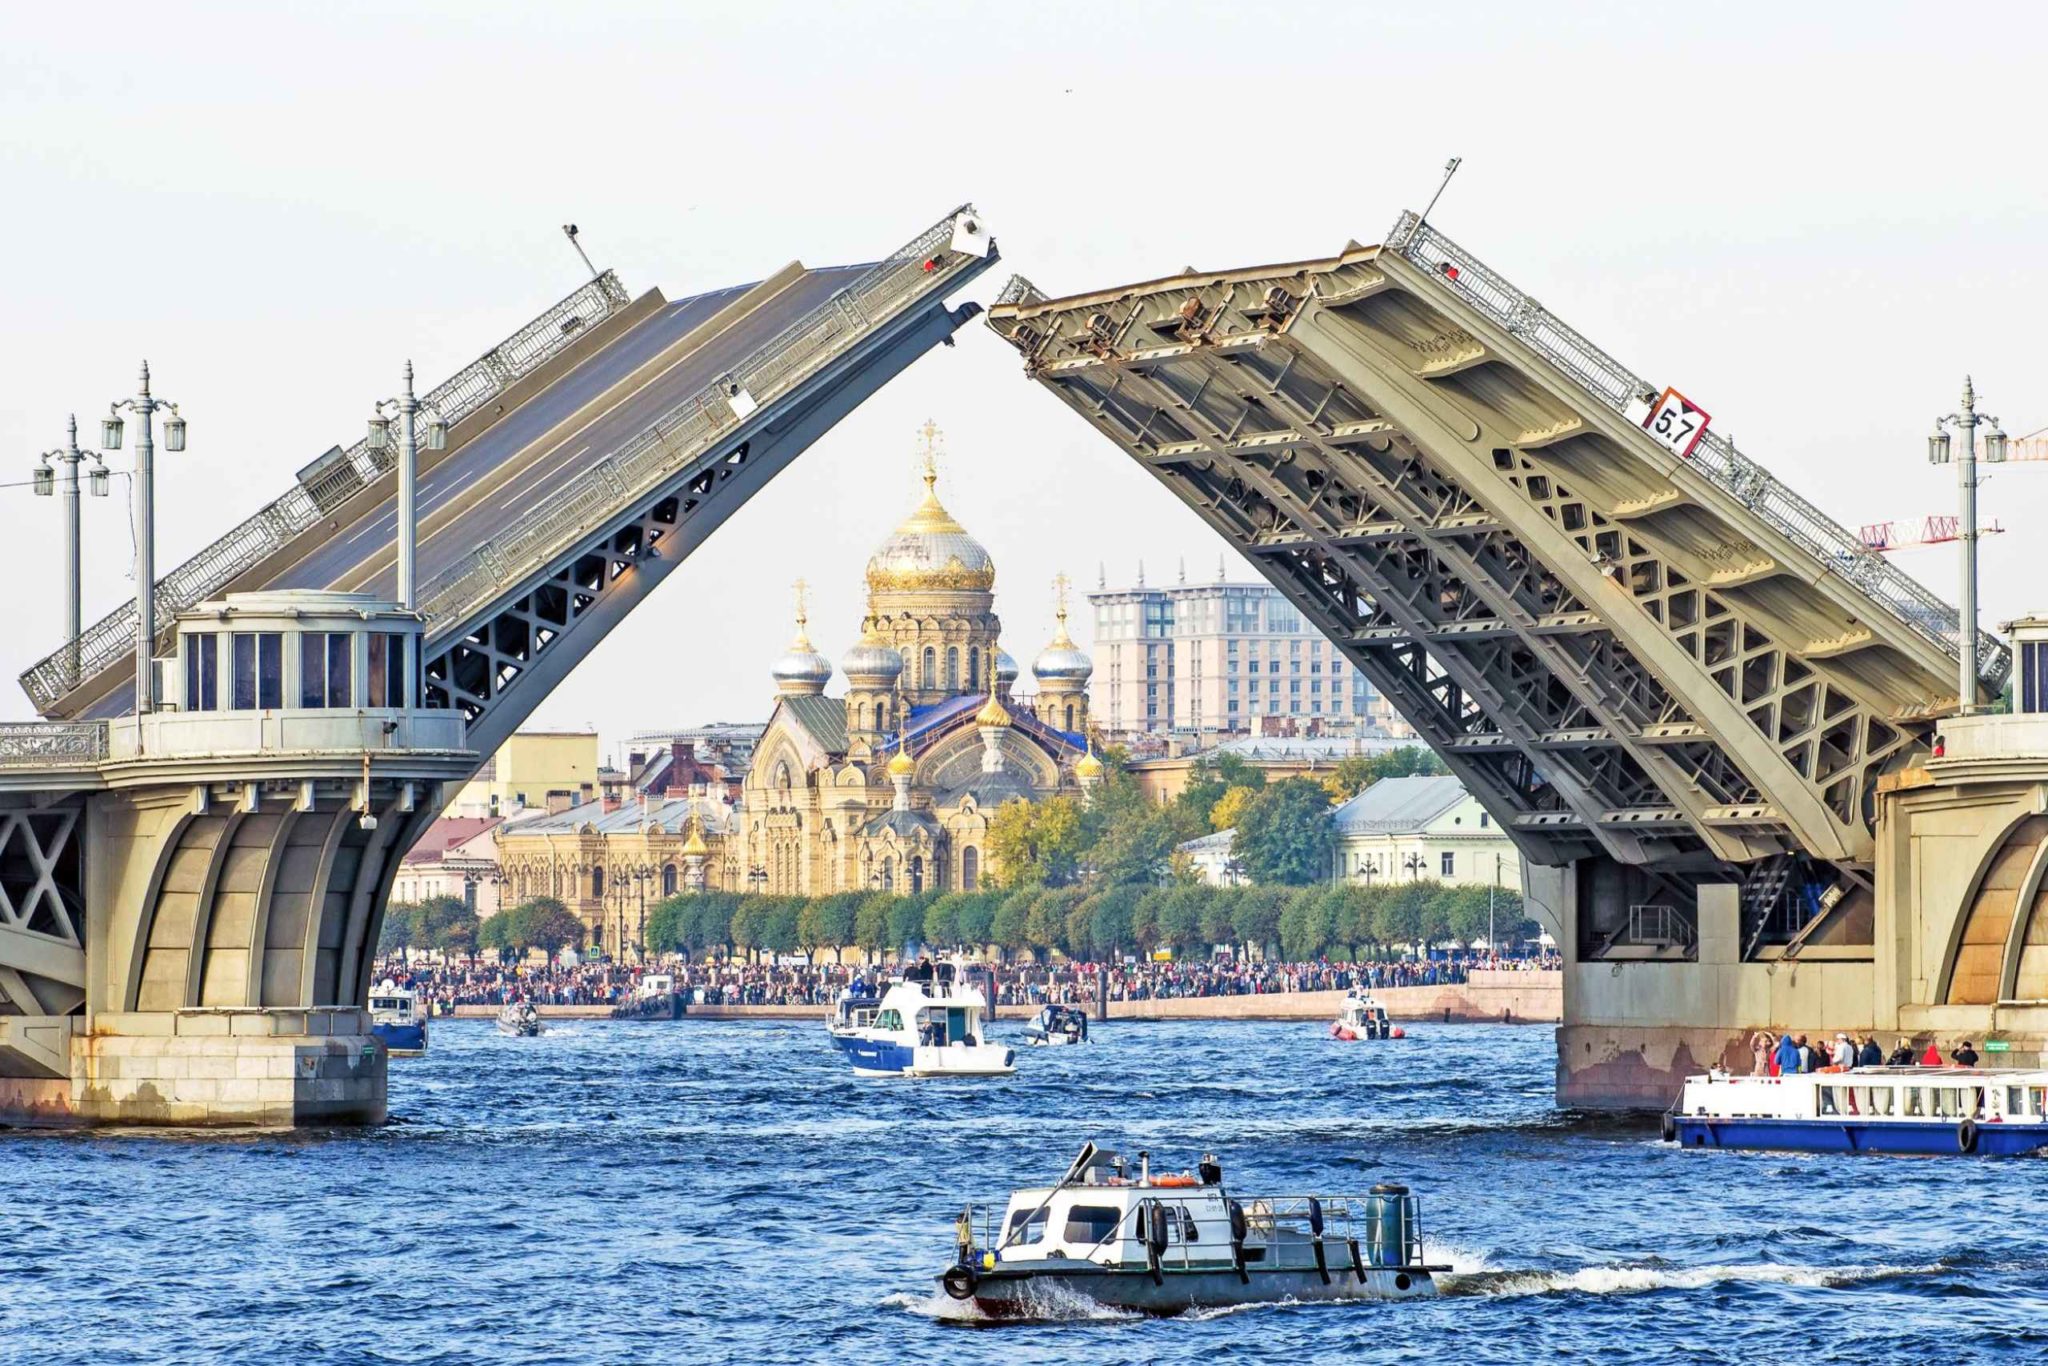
[988,214,2046,1106]
[0,205,996,1124]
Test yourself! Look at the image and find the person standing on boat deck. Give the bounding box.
[1954,1040,1981,1067]
[1920,1040,1943,1067]
[1831,1034,1855,1070]
[1857,1035,1884,1068]
[1886,1038,1915,1066]
[1750,1031,1774,1076]
[1774,1033,1801,1076]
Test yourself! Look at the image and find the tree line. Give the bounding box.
[639,880,1532,964]
[986,745,1448,889]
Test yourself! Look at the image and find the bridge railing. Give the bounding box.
[1385,211,2010,693]
[412,205,986,639]
[18,272,636,715]
[0,721,107,768]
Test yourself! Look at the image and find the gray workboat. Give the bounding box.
[938,1144,1443,1318]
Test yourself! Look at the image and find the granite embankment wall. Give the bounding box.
[453,970,1560,1024]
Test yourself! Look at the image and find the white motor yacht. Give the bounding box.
[939,1144,1443,1317]
[829,960,1012,1077]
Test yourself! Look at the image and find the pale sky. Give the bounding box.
[3,1,2044,752]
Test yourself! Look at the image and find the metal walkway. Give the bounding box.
[24,206,997,753]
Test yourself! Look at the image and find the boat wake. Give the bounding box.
[1439,1256,1933,1299]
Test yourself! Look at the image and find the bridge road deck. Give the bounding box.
[70,263,867,720]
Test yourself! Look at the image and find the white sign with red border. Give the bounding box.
[1642,386,1711,459]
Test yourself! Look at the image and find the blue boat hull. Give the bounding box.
[372,1021,427,1056]
[1673,1116,2048,1157]
[830,1031,916,1075]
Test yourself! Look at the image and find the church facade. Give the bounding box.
[738,429,1102,896]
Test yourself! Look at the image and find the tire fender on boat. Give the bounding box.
[1660,1112,1677,1143]
[941,1265,978,1300]
[1958,1117,1979,1155]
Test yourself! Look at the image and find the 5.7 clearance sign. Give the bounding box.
[1642,386,1711,459]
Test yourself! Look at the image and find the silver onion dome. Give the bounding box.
[842,633,905,685]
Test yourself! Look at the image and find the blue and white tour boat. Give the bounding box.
[1668,1066,2048,1156]
[828,960,1013,1077]
[939,1143,1443,1317]
[368,979,428,1057]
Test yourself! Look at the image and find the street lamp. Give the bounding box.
[1403,852,1426,881]
[1927,376,2008,714]
[31,416,112,672]
[367,360,448,612]
[101,362,186,713]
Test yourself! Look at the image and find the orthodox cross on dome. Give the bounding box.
[916,419,944,490]
[791,577,810,630]
[1051,570,1072,626]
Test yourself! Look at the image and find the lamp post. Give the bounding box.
[367,361,449,612]
[1927,377,2008,714]
[101,362,186,713]
[32,415,112,680]
[1403,852,1426,881]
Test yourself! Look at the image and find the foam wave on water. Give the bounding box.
[1440,1258,1932,1299]
[882,1280,1142,1325]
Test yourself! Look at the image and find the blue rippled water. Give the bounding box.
[4,1018,2045,1365]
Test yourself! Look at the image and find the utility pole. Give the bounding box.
[101,363,187,714]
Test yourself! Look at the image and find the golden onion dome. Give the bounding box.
[886,747,916,779]
[679,820,709,857]
[1075,745,1105,779]
[975,690,1013,729]
[865,464,995,595]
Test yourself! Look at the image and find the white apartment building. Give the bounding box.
[1088,566,1404,740]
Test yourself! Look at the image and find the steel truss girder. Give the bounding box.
[1092,351,1749,865]
[0,805,86,1019]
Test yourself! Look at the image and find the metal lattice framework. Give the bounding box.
[420,205,996,748]
[19,272,635,713]
[987,220,1983,896]
[0,806,86,1022]
[0,722,106,767]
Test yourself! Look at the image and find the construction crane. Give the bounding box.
[1858,514,2006,553]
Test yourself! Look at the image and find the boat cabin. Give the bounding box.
[1684,1068,2048,1124]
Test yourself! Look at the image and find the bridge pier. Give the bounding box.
[0,591,469,1127]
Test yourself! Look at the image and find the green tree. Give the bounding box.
[922,893,965,951]
[729,895,769,961]
[412,895,479,958]
[887,894,928,954]
[378,902,417,957]
[689,892,741,958]
[1210,785,1257,833]
[955,891,999,950]
[1083,781,1179,888]
[1087,886,1142,958]
[1200,887,1240,951]
[758,898,802,957]
[986,796,1086,888]
[1323,746,1448,801]
[1154,885,1206,954]
[525,900,585,958]
[991,889,1036,958]
[1232,778,1336,885]
[645,894,690,956]
[1231,886,1288,958]
[1277,886,1333,961]
[855,892,894,960]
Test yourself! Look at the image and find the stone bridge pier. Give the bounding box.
[0,591,472,1126]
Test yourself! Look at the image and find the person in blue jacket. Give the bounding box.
[1773,1032,1802,1075]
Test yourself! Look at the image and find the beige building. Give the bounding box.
[496,790,740,954]
[448,729,601,818]
[1089,569,1407,741]
[739,429,1099,896]
[1329,776,1523,892]
[392,817,506,916]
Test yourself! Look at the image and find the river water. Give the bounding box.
[4,1017,2044,1365]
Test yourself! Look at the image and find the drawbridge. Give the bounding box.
[22,206,998,756]
[988,213,2008,955]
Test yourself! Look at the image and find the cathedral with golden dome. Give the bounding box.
[737,423,1098,895]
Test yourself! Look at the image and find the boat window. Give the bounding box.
[876,1010,902,1031]
[2032,1087,2047,1117]
[1869,1087,1895,1117]
[1818,1086,1840,1116]
[1180,1208,1200,1242]
[2006,1087,2023,1117]
[1930,1088,1956,1119]
[1903,1088,1924,1117]
[1063,1205,1123,1245]
[1004,1208,1048,1246]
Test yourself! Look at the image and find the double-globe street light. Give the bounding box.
[100,363,187,713]
[365,360,448,612]
[31,415,112,677]
[1927,376,2010,714]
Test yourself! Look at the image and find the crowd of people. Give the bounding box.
[375,950,1561,1013]
[1747,1029,1984,1075]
